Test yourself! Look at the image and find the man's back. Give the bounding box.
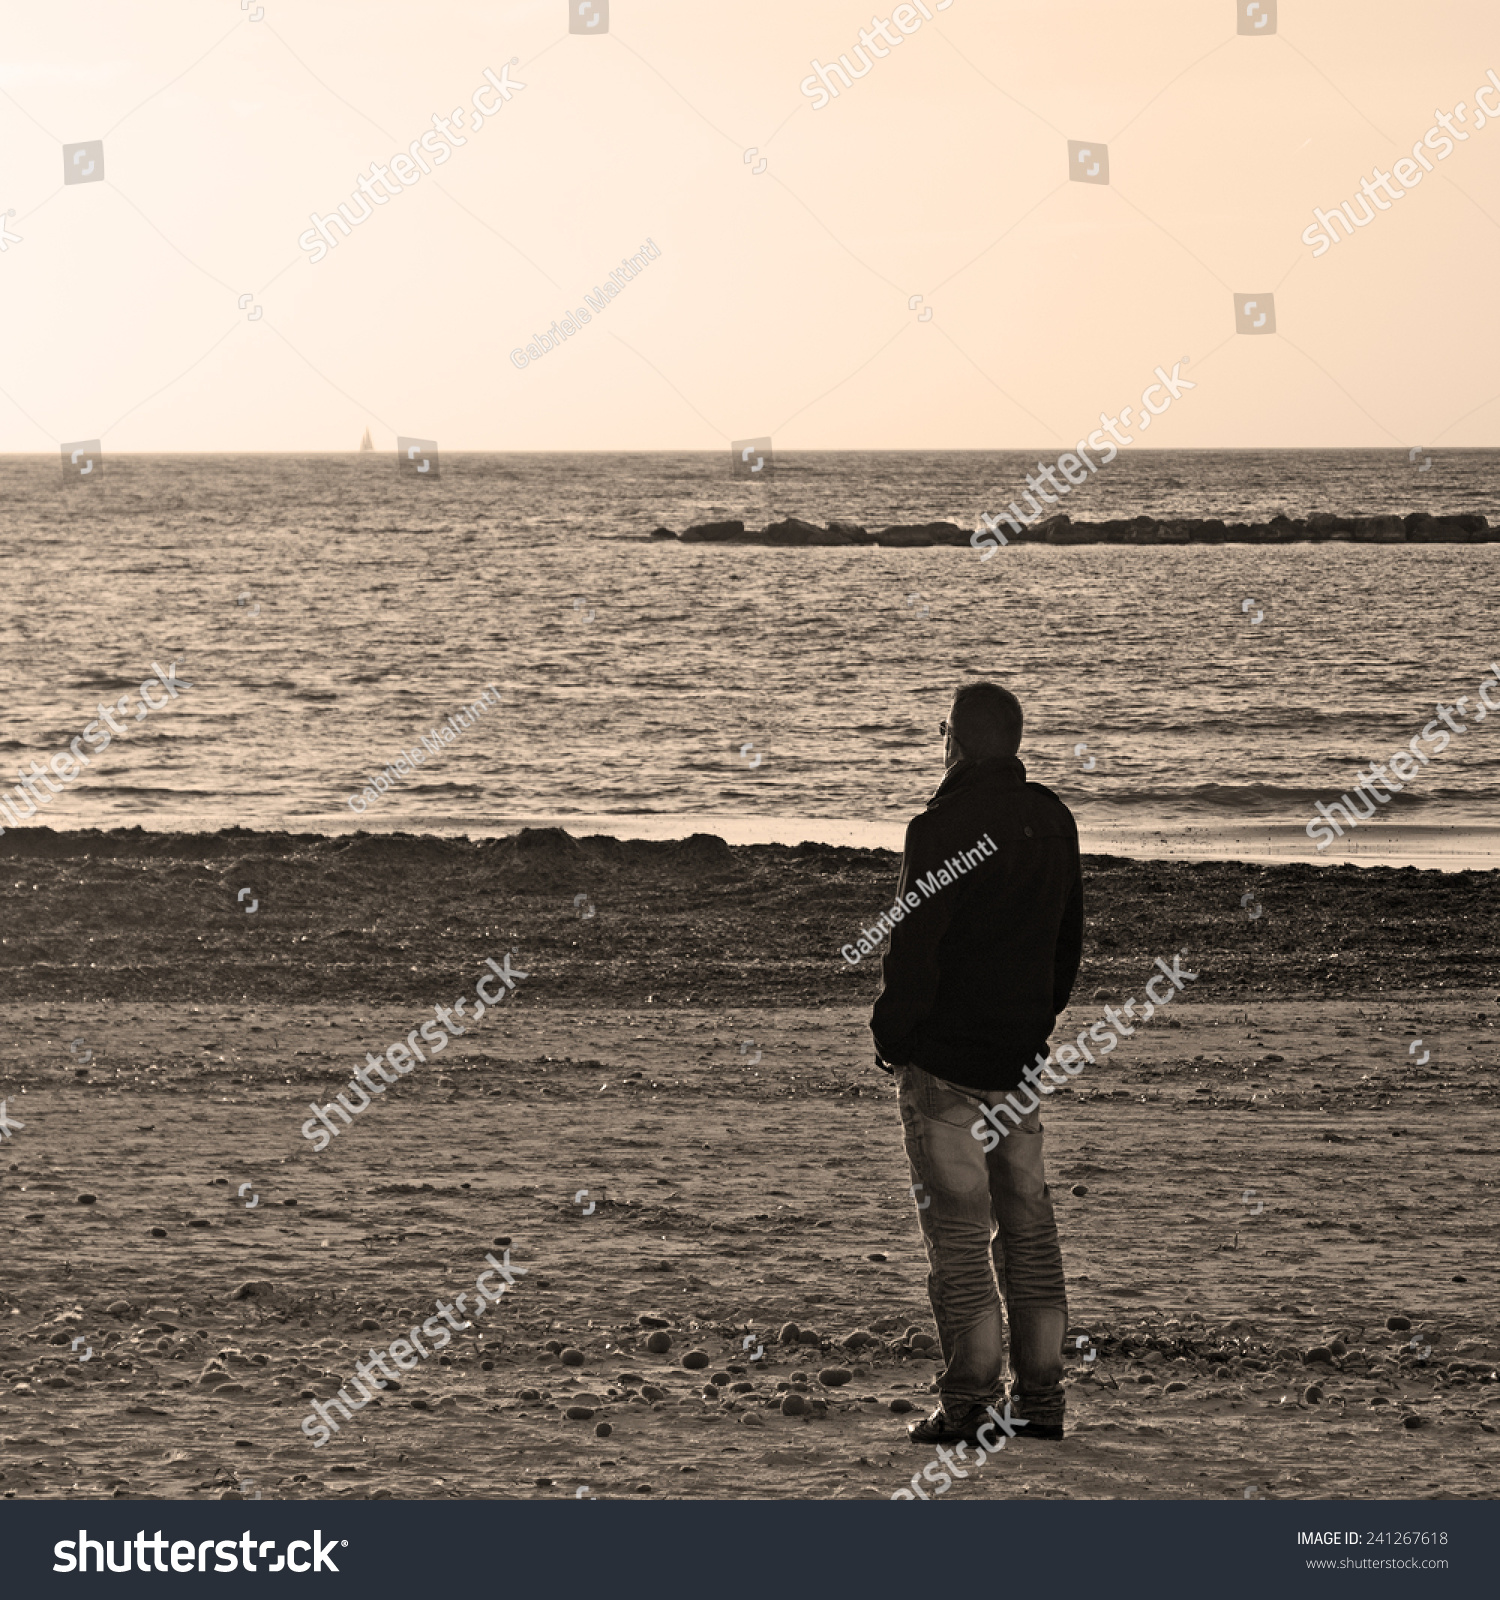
[871,753,1082,1091]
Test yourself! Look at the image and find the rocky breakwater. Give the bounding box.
[657,512,1495,546]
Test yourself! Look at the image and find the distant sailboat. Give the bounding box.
[358,427,374,452]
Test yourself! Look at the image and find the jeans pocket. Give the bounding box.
[911,1064,984,1130]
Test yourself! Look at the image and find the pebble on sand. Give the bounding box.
[778,1322,801,1344]
[595,1422,612,1438]
[149,1227,167,1237]
[561,1348,587,1367]
[565,1405,595,1421]
[1070,1185,1088,1198]
[644,1331,672,1354]
[1303,1384,1323,1404]
[1386,1316,1412,1332]
[1401,1414,1428,1429]
[681,1350,710,1370]
[889,1398,915,1414]
[1304,1347,1335,1365]
[818,1368,852,1387]
[638,1314,670,1328]
[77,1194,97,1205]
[781,1393,810,1417]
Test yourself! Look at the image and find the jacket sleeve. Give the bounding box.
[870,816,961,1065]
[1052,827,1084,1014]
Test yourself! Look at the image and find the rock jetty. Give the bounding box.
[662,512,1493,545]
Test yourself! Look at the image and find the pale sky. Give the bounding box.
[2,0,1497,451]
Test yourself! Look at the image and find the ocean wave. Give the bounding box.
[1084,782,1485,811]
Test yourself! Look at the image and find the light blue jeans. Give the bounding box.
[897,1062,1068,1425]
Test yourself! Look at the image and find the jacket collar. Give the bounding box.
[926,754,1027,808]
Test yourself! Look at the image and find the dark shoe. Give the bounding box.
[1011,1420,1064,1440]
[906,1404,992,1446]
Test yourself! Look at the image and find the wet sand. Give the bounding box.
[1,828,1495,1500]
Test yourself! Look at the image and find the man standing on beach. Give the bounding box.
[872,681,1083,1447]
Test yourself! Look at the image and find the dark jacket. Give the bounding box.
[870,754,1083,1092]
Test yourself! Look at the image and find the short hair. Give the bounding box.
[949,681,1023,758]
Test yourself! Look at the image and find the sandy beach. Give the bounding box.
[1,827,1495,1500]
